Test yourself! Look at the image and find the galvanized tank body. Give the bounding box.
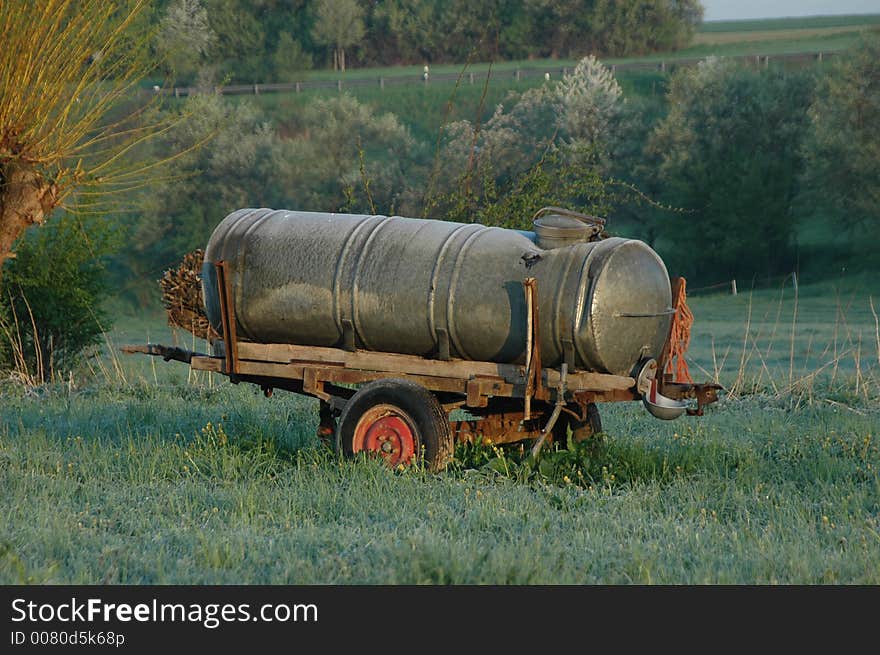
[202,208,672,376]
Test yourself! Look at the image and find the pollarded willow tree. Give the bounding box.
[0,0,176,276]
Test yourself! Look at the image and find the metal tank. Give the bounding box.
[202,208,673,377]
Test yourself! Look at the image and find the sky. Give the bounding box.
[701,0,880,21]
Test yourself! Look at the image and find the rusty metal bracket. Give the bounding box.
[341,319,356,352]
[561,338,576,373]
[523,277,544,421]
[658,377,722,416]
[120,343,202,364]
[435,327,451,361]
[215,260,239,376]
[688,384,721,416]
[303,367,332,402]
[530,363,568,459]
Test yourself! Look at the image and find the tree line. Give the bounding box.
[118,36,878,292]
[151,0,704,82]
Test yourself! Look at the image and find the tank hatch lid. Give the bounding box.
[532,207,605,249]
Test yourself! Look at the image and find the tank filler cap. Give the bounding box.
[532,207,605,250]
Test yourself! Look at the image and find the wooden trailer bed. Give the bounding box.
[124,266,720,470]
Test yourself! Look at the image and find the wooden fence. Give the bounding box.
[153,50,838,99]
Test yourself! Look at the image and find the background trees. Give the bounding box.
[801,35,880,235]
[311,0,366,72]
[149,0,707,82]
[646,59,814,281]
[419,57,623,226]
[154,0,217,83]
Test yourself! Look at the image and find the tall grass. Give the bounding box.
[0,279,878,584]
[686,275,879,407]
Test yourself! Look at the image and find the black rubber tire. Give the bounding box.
[336,378,454,472]
[553,403,602,448]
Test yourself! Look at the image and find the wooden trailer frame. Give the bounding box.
[125,261,720,464]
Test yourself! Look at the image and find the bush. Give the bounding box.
[802,34,880,233]
[0,213,117,382]
[646,59,814,282]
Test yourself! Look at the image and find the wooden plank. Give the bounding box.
[235,360,305,379]
[546,369,634,393]
[233,342,633,394]
[466,379,489,408]
[238,342,345,365]
[232,359,504,396]
[191,356,224,373]
[237,341,521,381]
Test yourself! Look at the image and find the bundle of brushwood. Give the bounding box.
[159,249,216,341]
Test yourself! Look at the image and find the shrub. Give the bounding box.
[0,213,117,382]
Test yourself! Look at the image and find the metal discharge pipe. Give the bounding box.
[202,209,673,376]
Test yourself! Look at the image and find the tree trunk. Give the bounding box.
[333,49,338,72]
[0,161,58,278]
[340,47,346,73]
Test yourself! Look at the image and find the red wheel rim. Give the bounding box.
[352,404,417,467]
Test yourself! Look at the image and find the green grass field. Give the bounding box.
[697,14,880,33]
[1,276,878,584]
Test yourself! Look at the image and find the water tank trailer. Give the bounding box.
[125,207,720,471]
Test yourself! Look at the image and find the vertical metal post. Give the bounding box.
[215,261,239,376]
[524,279,534,420]
[523,278,543,421]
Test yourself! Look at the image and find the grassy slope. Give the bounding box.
[697,14,880,33]
[240,14,880,86]
[1,279,878,584]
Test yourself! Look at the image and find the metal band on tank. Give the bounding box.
[332,214,376,339]
[212,208,271,263]
[203,209,258,336]
[579,239,628,372]
[209,209,254,262]
[570,239,606,371]
[227,208,279,340]
[350,215,395,351]
[446,226,491,361]
[549,245,580,366]
[426,223,480,352]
